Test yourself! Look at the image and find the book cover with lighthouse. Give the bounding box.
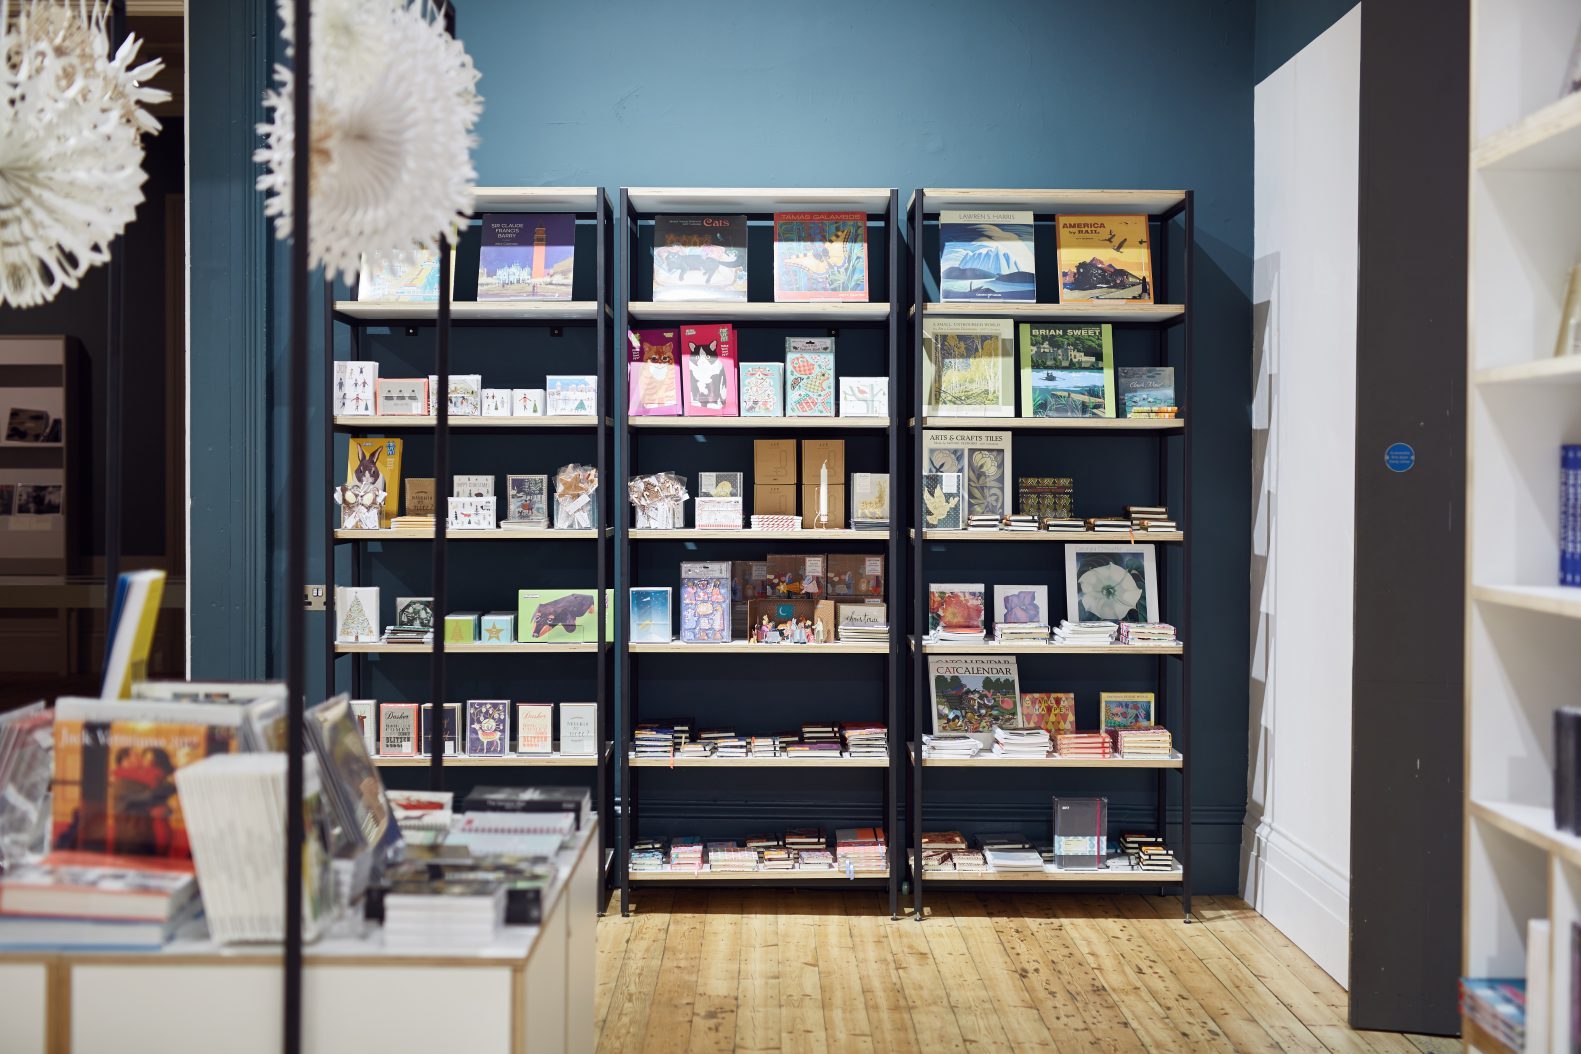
[478,213,574,301]
[939,210,1036,302]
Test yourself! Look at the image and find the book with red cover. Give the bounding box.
[680,324,739,416]
[627,328,682,416]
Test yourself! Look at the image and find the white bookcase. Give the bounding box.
[1466,2,1581,1050]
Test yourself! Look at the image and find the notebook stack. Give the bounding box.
[992,726,1052,758]
[750,734,783,758]
[1115,727,1173,758]
[675,739,715,760]
[841,722,889,758]
[761,847,797,870]
[634,724,677,759]
[834,827,887,871]
[1126,505,1177,532]
[749,514,801,531]
[1116,621,1178,646]
[1004,514,1039,533]
[801,723,840,747]
[1043,517,1085,532]
[1055,732,1115,758]
[951,845,989,871]
[708,842,760,872]
[798,849,836,869]
[981,836,1045,872]
[1119,833,1164,864]
[390,514,436,531]
[701,729,748,758]
[1053,619,1117,646]
[920,831,969,871]
[668,838,705,872]
[922,732,982,758]
[994,619,1050,644]
[967,514,1002,531]
[1137,845,1178,872]
[786,827,828,855]
[837,618,890,644]
[383,624,431,645]
[383,878,506,949]
[629,840,665,871]
[0,854,201,950]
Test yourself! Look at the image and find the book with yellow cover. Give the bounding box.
[1055,215,1154,303]
[345,437,402,527]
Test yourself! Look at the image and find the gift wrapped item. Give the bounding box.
[335,481,385,531]
[554,463,599,530]
[628,471,689,530]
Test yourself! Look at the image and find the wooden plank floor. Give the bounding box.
[595,892,1459,1054]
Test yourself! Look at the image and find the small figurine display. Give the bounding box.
[749,613,828,645]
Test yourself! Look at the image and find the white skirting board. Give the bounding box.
[1240,816,1351,987]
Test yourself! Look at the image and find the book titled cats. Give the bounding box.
[652,215,748,302]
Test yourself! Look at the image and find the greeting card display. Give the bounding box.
[740,362,785,417]
[342,438,402,528]
[839,376,887,417]
[334,362,375,416]
[512,388,544,416]
[785,338,835,417]
[465,700,509,756]
[627,329,682,416]
[516,703,553,754]
[376,378,427,416]
[505,474,549,527]
[447,496,497,531]
[481,388,511,417]
[680,324,738,416]
[546,375,597,416]
[630,587,673,643]
[679,561,731,643]
[558,702,598,756]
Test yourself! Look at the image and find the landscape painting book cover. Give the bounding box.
[1055,214,1154,302]
[928,656,1021,745]
[772,211,869,302]
[652,215,748,302]
[923,317,1015,417]
[477,213,574,301]
[359,248,453,302]
[939,210,1036,302]
[1018,323,1115,418]
[1118,366,1175,415]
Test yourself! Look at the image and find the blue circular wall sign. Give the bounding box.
[1384,442,1415,473]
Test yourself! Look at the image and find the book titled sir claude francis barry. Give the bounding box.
[477,213,574,302]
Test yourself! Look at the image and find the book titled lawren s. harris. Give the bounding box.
[939,210,1036,302]
[479,213,575,301]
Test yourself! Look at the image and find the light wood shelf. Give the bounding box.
[911,749,1182,769]
[470,186,602,212]
[916,188,1187,214]
[1473,356,1581,386]
[629,529,881,542]
[334,300,602,321]
[374,753,601,768]
[1469,799,1581,871]
[628,416,888,429]
[333,415,602,429]
[914,302,1184,323]
[918,529,1182,543]
[914,640,1182,656]
[1471,584,1581,620]
[334,641,603,654]
[1474,90,1581,171]
[628,868,890,882]
[626,301,890,323]
[1461,1012,1519,1054]
[629,640,888,655]
[628,754,889,768]
[920,867,1182,883]
[915,414,1183,431]
[624,187,892,214]
[335,528,600,541]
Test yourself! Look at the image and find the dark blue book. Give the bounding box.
[477,212,574,301]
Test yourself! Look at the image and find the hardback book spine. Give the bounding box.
[1564,445,1581,586]
[1559,707,1581,834]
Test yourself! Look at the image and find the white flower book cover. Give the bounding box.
[1064,543,1159,624]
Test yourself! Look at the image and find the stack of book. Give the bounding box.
[751,734,787,757]
[798,849,835,869]
[629,840,665,871]
[994,620,1049,644]
[1119,833,1164,865]
[837,619,889,644]
[707,842,759,872]
[1128,404,1178,419]
[981,836,1044,872]
[384,877,506,949]
[669,838,704,872]
[1126,505,1177,532]
[786,827,827,855]
[1053,619,1117,646]
[835,827,887,871]
[1085,516,1132,534]
[992,726,1052,758]
[383,624,431,645]
[1116,622,1178,646]
[0,854,201,950]
[801,723,840,747]
[712,734,750,759]
[952,845,989,871]
[1136,845,1178,872]
[1043,517,1085,532]
[1459,979,1525,1052]
[922,732,982,758]
[1115,727,1172,758]
[785,739,842,759]
[676,739,715,759]
[920,831,969,871]
[1055,732,1115,758]
[465,785,592,834]
[1004,514,1039,533]
[390,514,436,531]
[841,722,888,758]
[634,725,676,759]
[966,514,1002,531]
[388,789,454,838]
[761,847,797,870]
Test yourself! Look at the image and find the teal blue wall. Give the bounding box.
[1256,0,1359,80]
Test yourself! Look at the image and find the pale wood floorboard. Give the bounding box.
[595,892,1457,1054]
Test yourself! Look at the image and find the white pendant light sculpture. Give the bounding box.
[255,0,482,278]
[0,1,169,308]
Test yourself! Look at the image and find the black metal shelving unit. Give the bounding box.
[904,188,1194,919]
[613,188,904,917]
[324,187,616,881]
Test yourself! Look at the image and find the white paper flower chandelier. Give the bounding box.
[255,0,482,280]
[0,1,169,309]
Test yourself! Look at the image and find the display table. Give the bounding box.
[0,820,598,1054]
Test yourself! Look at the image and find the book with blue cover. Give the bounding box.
[1563,445,1581,586]
[630,587,672,644]
[478,213,574,301]
[939,211,1036,303]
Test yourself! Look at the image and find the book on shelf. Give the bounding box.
[357,247,453,303]
[1055,215,1153,303]
[1564,446,1581,586]
[928,655,1020,747]
[1020,693,1075,737]
[923,316,1015,417]
[922,472,963,530]
[0,851,202,949]
[992,726,1051,758]
[680,324,738,416]
[652,215,748,302]
[559,702,598,756]
[101,570,167,699]
[304,694,401,860]
[922,731,982,758]
[1556,706,1581,834]
[477,212,573,301]
[980,835,1043,872]
[1065,542,1159,624]
[992,584,1050,630]
[383,878,506,949]
[927,583,985,640]
[1099,692,1154,734]
[1526,919,1550,1054]
[785,338,836,417]
[1019,322,1115,418]
[628,328,683,416]
[1019,477,1073,521]
[1116,727,1172,758]
[1053,619,1116,646]
[1458,978,1525,1052]
[923,430,1011,520]
[773,212,869,302]
[940,210,1036,302]
[1118,366,1175,418]
[344,437,402,528]
[1053,797,1107,870]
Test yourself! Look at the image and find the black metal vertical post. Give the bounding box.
[103,0,128,609]
[429,238,451,790]
[595,189,610,880]
[323,281,336,701]
[614,190,632,916]
[885,190,901,920]
[909,195,926,921]
[283,0,312,1047]
[1180,190,1194,921]
[349,322,364,700]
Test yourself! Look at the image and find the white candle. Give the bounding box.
[819,459,828,524]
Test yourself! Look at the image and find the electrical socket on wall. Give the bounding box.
[303,584,327,611]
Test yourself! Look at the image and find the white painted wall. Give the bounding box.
[1244,4,1360,989]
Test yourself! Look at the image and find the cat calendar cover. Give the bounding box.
[627,328,682,416]
[465,700,509,755]
[652,215,748,302]
[477,212,574,301]
[680,324,738,416]
[772,212,869,302]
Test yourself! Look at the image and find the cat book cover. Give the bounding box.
[1020,693,1075,736]
[927,656,1021,745]
[630,587,673,643]
[1099,692,1154,730]
[679,561,731,643]
[923,316,1015,417]
[516,589,613,643]
[1117,366,1175,416]
[939,210,1036,302]
[740,363,785,416]
[923,430,1012,520]
[627,329,682,416]
[465,700,509,756]
[652,215,748,302]
[928,583,985,636]
[680,324,738,416]
[344,437,402,527]
[1019,323,1115,418]
[1055,214,1154,302]
[785,338,835,417]
[51,713,238,859]
[772,212,869,302]
[477,213,574,301]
